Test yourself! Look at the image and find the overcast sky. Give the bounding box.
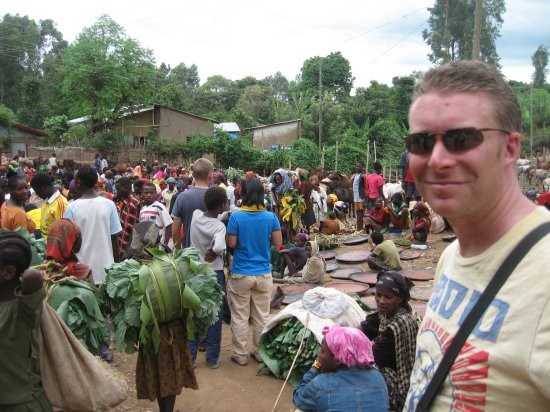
[4,0,550,89]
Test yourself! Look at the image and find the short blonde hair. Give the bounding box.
[192,158,213,181]
[412,60,521,132]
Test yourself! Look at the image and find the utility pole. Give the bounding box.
[472,0,483,60]
[318,58,322,151]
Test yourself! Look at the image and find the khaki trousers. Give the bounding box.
[226,273,272,358]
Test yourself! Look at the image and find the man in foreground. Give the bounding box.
[404,60,550,411]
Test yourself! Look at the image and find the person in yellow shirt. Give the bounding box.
[30,173,68,238]
[25,204,41,239]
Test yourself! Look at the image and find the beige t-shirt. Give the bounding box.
[404,207,550,411]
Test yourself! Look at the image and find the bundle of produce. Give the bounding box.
[259,317,321,385]
[2,227,46,265]
[311,232,342,249]
[259,287,366,385]
[38,262,109,355]
[225,167,243,182]
[347,292,373,313]
[280,188,306,230]
[100,259,142,353]
[102,248,223,354]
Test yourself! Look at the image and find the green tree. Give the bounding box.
[299,52,354,100]
[263,71,290,101]
[237,85,273,123]
[0,15,67,122]
[532,44,549,88]
[290,138,321,172]
[43,115,70,145]
[391,75,416,127]
[152,62,199,111]
[59,15,156,131]
[323,144,365,173]
[193,75,240,115]
[423,0,505,66]
[353,82,393,126]
[0,105,17,147]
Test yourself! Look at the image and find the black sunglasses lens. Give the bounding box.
[444,128,484,151]
[407,133,434,154]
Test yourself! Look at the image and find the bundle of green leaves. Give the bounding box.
[47,279,109,355]
[4,227,46,266]
[100,259,142,353]
[101,248,223,354]
[258,317,321,386]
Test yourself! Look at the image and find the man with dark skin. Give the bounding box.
[114,177,141,257]
[30,172,68,238]
[352,161,368,232]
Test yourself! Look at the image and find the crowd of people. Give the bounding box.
[1,59,550,412]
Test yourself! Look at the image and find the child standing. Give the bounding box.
[189,187,228,368]
[139,182,173,250]
[0,232,52,411]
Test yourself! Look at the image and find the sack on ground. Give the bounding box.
[39,303,128,412]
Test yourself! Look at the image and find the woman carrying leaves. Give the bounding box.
[43,218,109,356]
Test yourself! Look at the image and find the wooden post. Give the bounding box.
[389,158,392,182]
[321,146,325,169]
[374,141,377,162]
[366,140,370,172]
[335,140,339,172]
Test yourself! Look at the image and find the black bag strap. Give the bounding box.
[416,221,550,412]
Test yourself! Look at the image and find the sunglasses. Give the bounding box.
[405,127,511,155]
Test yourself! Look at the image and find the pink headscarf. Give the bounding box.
[322,325,374,367]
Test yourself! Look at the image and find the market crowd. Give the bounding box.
[1,60,550,412]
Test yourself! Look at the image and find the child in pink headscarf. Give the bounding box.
[293,325,389,411]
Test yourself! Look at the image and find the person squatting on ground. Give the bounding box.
[189,187,228,369]
[403,60,550,411]
[293,324,389,412]
[409,201,431,243]
[366,231,402,272]
[361,271,418,411]
[364,196,387,234]
[226,178,282,366]
[278,232,309,278]
[384,192,409,235]
[285,240,326,284]
[0,232,53,411]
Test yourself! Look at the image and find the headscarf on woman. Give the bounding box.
[301,240,326,283]
[46,218,90,279]
[375,271,414,312]
[369,270,418,411]
[322,325,374,368]
[270,169,293,195]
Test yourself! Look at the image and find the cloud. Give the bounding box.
[4,0,548,87]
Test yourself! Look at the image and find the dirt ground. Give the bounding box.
[110,230,453,412]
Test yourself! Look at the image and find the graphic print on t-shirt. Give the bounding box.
[406,272,511,412]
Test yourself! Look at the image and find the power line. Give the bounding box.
[369,19,428,64]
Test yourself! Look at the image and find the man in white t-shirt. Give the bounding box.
[403,61,550,411]
[140,182,173,248]
[63,167,122,285]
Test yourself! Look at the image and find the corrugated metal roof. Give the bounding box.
[216,122,240,132]
[244,119,302,131]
